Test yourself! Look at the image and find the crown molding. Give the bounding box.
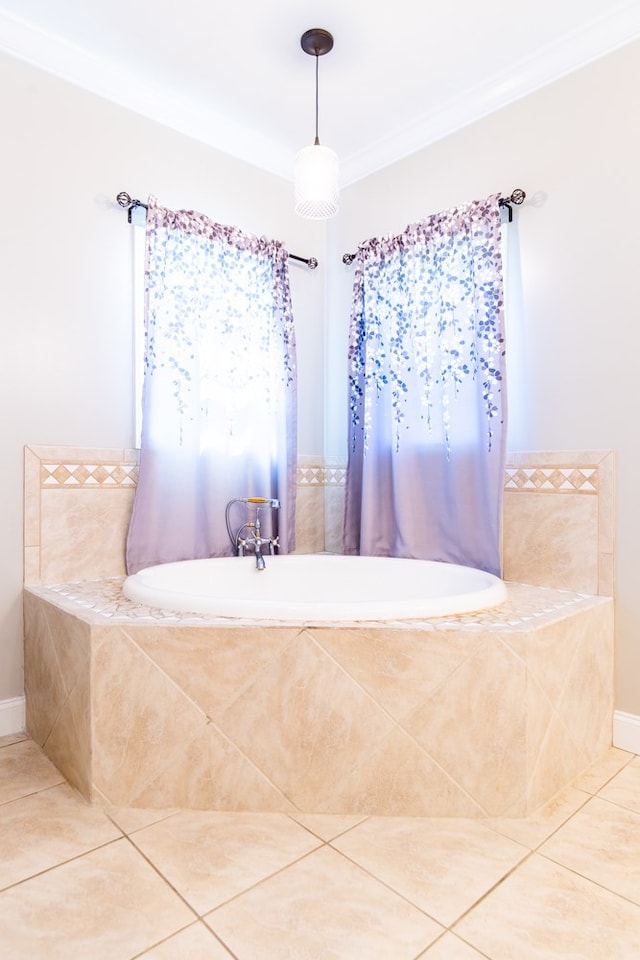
[1,5,639,186]
[0,9,292,181]
[340,2,640,185]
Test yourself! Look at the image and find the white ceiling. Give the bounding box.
[1,0,639,185]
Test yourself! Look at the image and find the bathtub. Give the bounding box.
[123,553,507,621]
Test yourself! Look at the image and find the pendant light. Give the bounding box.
[294,28,339,220]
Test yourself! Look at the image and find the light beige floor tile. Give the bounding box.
[205,844,443,960]
[597,755,640,813]
[137,921,234,958]
[106,803,180,835]
[486,785,590,849]
[0,783,122,890]
[570,746,633,794]
[289,811,368,841]
[539,795,640,905]
[455,853,640,959]
[0,838,194,960]
[332,816,528,926]
[0,733,28,748]
[0,739,64,804]
[420,932,489,959]
[131,810,322,915]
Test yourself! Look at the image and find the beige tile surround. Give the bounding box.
[24,445,614,594]
[503,450,614,596]
[22,445,615,817]
[23,446,140,585]
[23,577,613,817]
[23,447,340,583]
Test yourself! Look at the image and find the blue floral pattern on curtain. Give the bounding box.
[344,194,506,575]
[126,197,297,574]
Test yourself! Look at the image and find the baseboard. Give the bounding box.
[613,710,640,754]
[0,696,25,737]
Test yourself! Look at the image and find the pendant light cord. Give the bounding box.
[314,53,320,145]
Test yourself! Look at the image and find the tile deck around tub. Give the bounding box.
[27,576,602,628]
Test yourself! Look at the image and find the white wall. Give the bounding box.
[0,52,325,702]
[330,39,640,715]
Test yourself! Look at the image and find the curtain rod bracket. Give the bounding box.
[498,188,526,222]
[116,191,318,267]
[116,191,147,224]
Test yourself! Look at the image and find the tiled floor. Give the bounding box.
[2,735,640,959]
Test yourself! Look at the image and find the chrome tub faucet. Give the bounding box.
[225,497,280,570]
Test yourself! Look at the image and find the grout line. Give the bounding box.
[0,734,29,749]
[0,778,74,810]
[100,803,180,838]
[416,929,494,959]
[529,793,593,853]
[448,848,537,931]
[123,832,202,919]
[591,790,640,817]
[126,920,242,960]
[0,835,126,896]
[535,848,640,912]
[324,840,448,929]
[193,840,328,916]
[286,812,370,843]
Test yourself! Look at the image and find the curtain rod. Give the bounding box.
[341,188,526,265]
[115,192,319,270]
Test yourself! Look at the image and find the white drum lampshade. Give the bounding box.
[294,142,339,219]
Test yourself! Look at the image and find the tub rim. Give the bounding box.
[123,554,508,622]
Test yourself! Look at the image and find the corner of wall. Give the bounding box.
[0,697,26,737]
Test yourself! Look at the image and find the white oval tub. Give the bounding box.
[123,554,507,621]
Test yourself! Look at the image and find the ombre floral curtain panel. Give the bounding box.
[344,194,506,575]
[126,197,297,574]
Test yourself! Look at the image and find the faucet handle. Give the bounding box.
[245,497,280,509]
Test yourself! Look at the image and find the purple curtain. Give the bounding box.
[126,197,297,574]
[344,195,506,575]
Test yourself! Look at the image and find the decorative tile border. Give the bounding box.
[41,461,139,488]
[297,463,346,486]
[504,466,598,494]
[29,457,606,496]
[302,462,604,494]
[36,457,338,489]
